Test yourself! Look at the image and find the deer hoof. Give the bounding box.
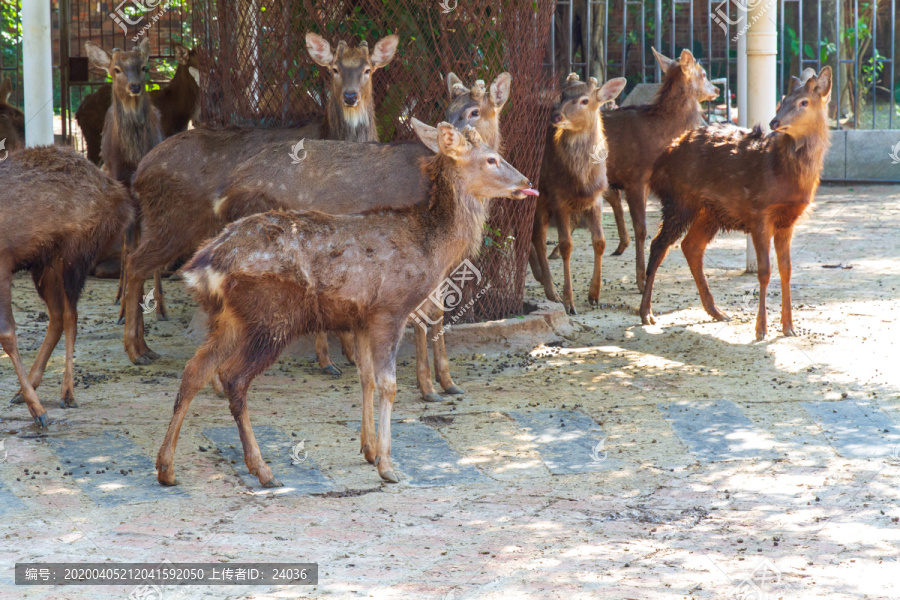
[60,393,78,409]
[611,244,627,256]
[10,392,25,405]
[34,413,50,429]
[641,313,656,326]
[155,312,169,322]
[445,385,465,395]
[116,316,126,326]
[423,392,443,403]
[566,305,578,316]
[783,328,797,337]
[588,295,599,307]
[379,469,400,484]
[262,477,283,488]
[157,464,178,486]
[132,354,152,366]
[321,364,342,376]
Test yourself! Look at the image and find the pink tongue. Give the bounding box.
[520,188,540,196]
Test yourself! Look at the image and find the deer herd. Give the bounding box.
[0,32,832,485]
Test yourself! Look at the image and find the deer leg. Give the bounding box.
[681,212,728,322]
[117,226,136,325]
[639,203,695,325]
[373,324,404,484]
[414,321,440,402]
[0,267,48,427]
[154,270,168,322]
[606,189,630,256]
[531,213,562,304]
[157,319,238,486]
[315,332,341,376]
[528,246,543,283]
[338,332,356,366]
[624,183,649,293]
[774,226,796,337]
[355,330,377,465]
[224,375,279,488]
[123,243,162,364]
[432,317,462,395]
[587,204,606,306]
[10,267,64,405]
[751,229,773,341]
[59,284,78,409]
[557,207,577,315]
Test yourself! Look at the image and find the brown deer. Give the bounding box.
[211,71,512,400]
[76,43,201,165]
[1,146,133,426]
[445,72,511,151]
[529,74,627,314]
[155,121,536,486]
[602,48,719,293]
[0,77,25,152]
[639,67,833,341]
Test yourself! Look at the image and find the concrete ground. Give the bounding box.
[1,185,898,599]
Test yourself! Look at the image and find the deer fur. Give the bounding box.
[602,48,719,293]
[124,34,397,365]
[0,146,133,426]
[640,67,833,341]
[155,121,535,487]
[0,77,25,152]
[529,74,626,314]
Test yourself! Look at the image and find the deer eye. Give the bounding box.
[470,109,480,118]
[364,68,372,75]
[800,99,809,107]
[487,157,498,166]
[113,67,122,74]
[332,67,339,74]
[580,98,589,106]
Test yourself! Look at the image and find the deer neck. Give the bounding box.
[111,92,157,166]
[418,156,490,269]
[773,118,830,192]
[325,92,377,142]
[649,72,702,133]
[553,119,606,193]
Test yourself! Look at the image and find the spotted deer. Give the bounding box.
[640,67,832,341]
[155,121,536,486]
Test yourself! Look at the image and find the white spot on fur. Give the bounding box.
[212,196,228,216]
[206,268,226,297]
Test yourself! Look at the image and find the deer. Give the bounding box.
[601,48,719,294]
[528,74,627,314]
[155,121,536,487]
[0,77,25,152]
[208,71,512,401]
[122,33,399,365]
[1,146,133,426]
[639,67,833,341]
[76,43,201,165]
[83,38,167,323]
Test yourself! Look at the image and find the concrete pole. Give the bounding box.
[736,6,748,128]
[22,0,55,146]
[744,0,777,273]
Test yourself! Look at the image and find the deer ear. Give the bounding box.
[189,67,200,86]
[679,49,696,75]
[489,73,511,109]
[371,34,399,69]
[85,42,111,70]
[436,122,469,159]
[446,72,468,98]
[410,118,440,154]
[174,44,189,64]
[0,77,11,103]
[790,76,803,92]
[595,77,627,106]
[306,33,334,67]
[651,47,674,73]
[136,38,151,64]
[799,67,817,85]
[816,66,833,100]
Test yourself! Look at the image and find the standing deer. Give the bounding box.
[123,33,398,365]
[640,67,833,341]
[212,71,512,401]
[0,77,25,153]
[602,49,719,293]
[1,147,133,425]
[155,121,536,486]
[76,43,202,165]
[529,74,627,314]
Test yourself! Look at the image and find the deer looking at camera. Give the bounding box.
[1,147,133,426]
[529,74,627,314]
[123,34,399,365]
[155,121,536,487]
[77,43,201,166]
[640,67,833,341]
[602,48,719,293]
[213,71,512,401]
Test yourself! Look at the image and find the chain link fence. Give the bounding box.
[194,0,557,322]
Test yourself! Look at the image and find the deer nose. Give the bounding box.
[129,83,142,94]
[343,92,359,106]
[770,119,780,130]
[551,114,563,124]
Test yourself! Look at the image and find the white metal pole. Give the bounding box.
[736,6,748,128]
[22,0,55,146]
[744,0,777,273]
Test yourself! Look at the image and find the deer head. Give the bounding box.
[770,66,832,139]
[445,72,511,150]
[306,33,399,110]
[550,74,627,132]
[652,47,719,103]
[85,38,152,107]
